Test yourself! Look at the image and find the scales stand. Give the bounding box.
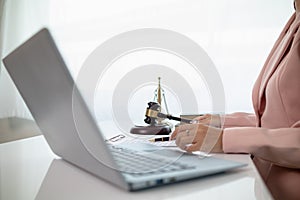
[130,77,172,135]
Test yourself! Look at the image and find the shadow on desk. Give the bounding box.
[35,158,272,200]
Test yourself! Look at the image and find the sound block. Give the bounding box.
[130,124,171,135]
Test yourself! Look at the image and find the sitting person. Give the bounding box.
[171,1,300,199]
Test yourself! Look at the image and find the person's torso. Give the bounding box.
[256,14,300,129]
[252,13,300,200]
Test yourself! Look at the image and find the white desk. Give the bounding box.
[0,136,273,200]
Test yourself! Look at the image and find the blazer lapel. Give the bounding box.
[258,15,299,109]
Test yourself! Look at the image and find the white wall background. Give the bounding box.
[47,0,294,123]
[0,0,295,123]
[0,0,49,118]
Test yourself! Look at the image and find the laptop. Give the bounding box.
[2,28,246,191]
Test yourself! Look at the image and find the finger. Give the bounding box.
[170,128,179,140]
[184,127,207,152]
[171,125,194,140]
[175,128,197,146]
[177,124,194,131]
[176,135,195,150]
[194,114,210,120]
[174,130,185,147]
[185,143,201,152]
[178,124,199,135]
[174,130,187,147]
[194,115,212,125]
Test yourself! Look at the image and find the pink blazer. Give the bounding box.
[222,13,300,200]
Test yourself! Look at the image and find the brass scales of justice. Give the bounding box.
[130,77,193,135]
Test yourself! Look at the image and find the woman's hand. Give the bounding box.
[170,123,223,153]
[193,114,222,127]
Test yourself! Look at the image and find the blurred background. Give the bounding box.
[0,0,294,141]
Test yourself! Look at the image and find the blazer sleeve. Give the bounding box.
[222,112,257,128]
[223,121,300,168]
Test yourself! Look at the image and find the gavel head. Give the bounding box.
[144,102,161,125]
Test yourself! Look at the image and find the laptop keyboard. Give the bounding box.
[110,145,195,176]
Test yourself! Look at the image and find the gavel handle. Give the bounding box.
[158,113,192,123]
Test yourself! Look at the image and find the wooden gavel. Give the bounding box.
[144,102,193,125]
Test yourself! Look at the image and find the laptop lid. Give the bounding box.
[2,28,128,190]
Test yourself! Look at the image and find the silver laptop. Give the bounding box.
[3,28,246,191]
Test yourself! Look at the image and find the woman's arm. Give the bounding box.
[195,112,257,128]
[223,112,257,128]
[223,122,300,168]
[171,121,300,168]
